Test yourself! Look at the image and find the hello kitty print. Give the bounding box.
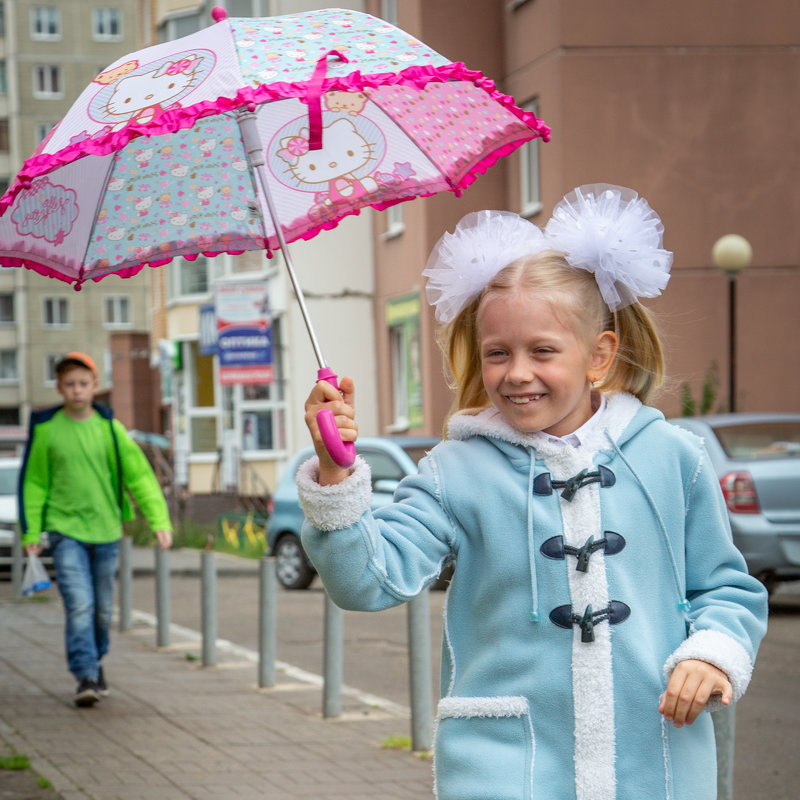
[88,50,215,131]
[84,117,264,272]
[264,90,449,232]
[228,9,448,86]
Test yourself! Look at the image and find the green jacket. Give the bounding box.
[18,403,171,546]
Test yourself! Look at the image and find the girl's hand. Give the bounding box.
[304,375,357,485]
[659,659,732,727]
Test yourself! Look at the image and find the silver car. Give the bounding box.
[668,413,800,594]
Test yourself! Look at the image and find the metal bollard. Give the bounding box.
[713,706,735,800]
[201,550,217,666]
[323,591,343,718]
[11,527,23,597]
[155,545,170,647]
[407,587,434,751]
[258,556,277,688]
[118,536,133,632]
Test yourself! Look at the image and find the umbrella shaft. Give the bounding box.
[237,110,327,370]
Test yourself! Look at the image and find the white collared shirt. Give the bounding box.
[533,393,608,449]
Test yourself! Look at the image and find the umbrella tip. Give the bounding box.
[211,6,227,22]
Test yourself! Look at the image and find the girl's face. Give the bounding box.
[479,290,616,437]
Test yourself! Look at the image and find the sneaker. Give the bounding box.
[74,677,100,708]
[97,666,109,697]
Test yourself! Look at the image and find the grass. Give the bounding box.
[380,735,432,760]
[381,735,412,751]
[0,753,29,770]
[125,515,266,560]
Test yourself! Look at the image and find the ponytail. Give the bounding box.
[600,302,665,404]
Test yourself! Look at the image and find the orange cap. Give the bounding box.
[55,351,98,378]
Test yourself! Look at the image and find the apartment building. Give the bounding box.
[0,0,150,422]
[365,0,800,434]
[145,0,378,494]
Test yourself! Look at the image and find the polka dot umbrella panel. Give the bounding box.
[0,6,549,287]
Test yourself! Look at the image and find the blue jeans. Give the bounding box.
[49,533,119,682]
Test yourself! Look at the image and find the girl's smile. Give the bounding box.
[479,290,615,436]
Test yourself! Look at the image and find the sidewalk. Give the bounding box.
[0,556,435,800]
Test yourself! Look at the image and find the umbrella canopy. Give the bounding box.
[0,6,548,287]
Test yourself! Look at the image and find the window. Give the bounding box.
[0,120,8,152]
[93,8,121,41]
[381,0,398,24]
[104,295,131,327]
[44,354,60,384]
[239,315,287,454]
[226,0,271,17]
[0,61,6,95]
[520,99,542,217]
[186,341,218,453]
[0,350,18,382]
[383,203,404,239]
[33,66,63,98]
[0,407,19,425]
[0,294,13,323]
[389,325,409,430]
[35,122,56,144]
[43,296,69,327]
[385,295,423,432]
[158,9,205,43]
[169,256,210,299]
[31,6,61,39]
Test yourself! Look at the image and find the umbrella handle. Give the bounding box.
[316,368,356,468]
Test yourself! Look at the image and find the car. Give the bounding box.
[668,413,800,594]
[0,456,54,581]
[267,435,443,590]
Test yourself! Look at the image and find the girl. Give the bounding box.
[298,185,768,800]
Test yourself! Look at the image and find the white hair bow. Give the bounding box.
[423,210,548,323]
[544,184,672,311]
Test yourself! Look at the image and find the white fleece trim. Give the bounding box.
[551,446,616,800]
[437,695,529,719]
[446,392,642,454]
[663,628,754,709]
[295,455,372,532]
[433,696,535,800]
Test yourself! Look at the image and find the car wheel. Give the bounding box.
[756,570,777,597]
[274,534,315,590]
[432,562,454,591]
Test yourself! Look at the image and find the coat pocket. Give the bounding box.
[434,696,533,800]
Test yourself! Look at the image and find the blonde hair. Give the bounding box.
[438,251,665,420]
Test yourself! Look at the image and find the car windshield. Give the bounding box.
[0,465,19,495]
[713,421,800,460]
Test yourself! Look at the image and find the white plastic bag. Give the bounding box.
[21,553,52,596]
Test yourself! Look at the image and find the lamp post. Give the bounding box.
[712,234,752,412]
[709,240,751,800]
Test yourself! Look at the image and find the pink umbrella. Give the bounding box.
[0,6,549,464]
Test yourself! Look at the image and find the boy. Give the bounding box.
[19,352,172,707]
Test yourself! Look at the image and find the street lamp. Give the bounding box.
[712,234,752,413]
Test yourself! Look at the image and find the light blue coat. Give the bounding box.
[299,394,768,800]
